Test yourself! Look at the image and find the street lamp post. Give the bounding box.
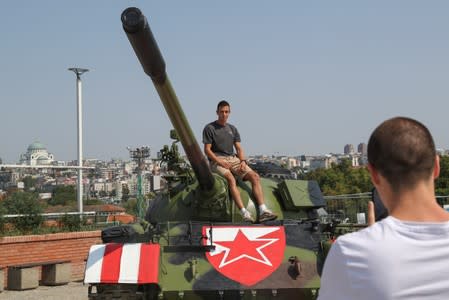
[68,67,89,217]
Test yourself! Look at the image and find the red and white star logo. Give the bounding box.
[203,226,286,286]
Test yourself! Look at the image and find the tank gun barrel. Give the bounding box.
[121,7,214,190]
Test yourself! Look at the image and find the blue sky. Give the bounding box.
[1,1,448,163]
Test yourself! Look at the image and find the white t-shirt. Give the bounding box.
[318,216,449,300]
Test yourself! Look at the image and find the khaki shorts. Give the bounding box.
[211,156,252,179]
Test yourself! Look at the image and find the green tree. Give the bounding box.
[335,158,352,175]
[145,191,156,201]
[436,156,449,207]
[304,161,372,196]
[23,176,37,191]
[436,156,449,196]
[50,185,76,206]
[85,198,103,205]
[124,198,137,215]
[60,213,82,231]
[122,184,130,202]
[2,191,43,233]
[306,155,448,197]
[0,202,6,234]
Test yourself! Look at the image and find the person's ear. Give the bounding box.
[367,163,380,186]
[433,155,440,179]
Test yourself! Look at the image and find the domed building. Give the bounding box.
[19,141,54,165]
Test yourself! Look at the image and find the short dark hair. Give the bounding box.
[217,100,230,112]
[368,117,436,193]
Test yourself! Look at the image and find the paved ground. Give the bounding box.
[0,281,89,300]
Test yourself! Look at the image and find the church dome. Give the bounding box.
[20,140,54,165]
[27,141,46,151]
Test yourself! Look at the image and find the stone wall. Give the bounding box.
[0,231,102,289]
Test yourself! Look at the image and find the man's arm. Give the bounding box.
[234,142,246,162]
[234,142,247,170]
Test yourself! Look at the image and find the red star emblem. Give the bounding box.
[212,229,278,268]
[203,226,286,286]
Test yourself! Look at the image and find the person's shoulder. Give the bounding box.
[335,217,393,249]
[227,123,238,131]
[203,121,217,130]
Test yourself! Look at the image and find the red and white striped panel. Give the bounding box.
[84,243,160,284]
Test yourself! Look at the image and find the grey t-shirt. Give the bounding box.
[202,121,241,157]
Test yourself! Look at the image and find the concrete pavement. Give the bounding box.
[0,281,88,300]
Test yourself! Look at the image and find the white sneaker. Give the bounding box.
[259,210,277,222]
[242,211,255,223]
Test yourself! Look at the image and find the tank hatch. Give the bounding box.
[278,180,325,210]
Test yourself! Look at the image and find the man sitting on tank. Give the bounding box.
[202,100,277,223]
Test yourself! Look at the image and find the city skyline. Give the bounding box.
[2,139,371,165]
[1,1,448,163]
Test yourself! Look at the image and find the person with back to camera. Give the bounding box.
[318,116,449,300]
[202,100,277,223]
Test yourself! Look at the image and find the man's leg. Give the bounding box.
[244,171,264,205]
[223,172,254,222]
[211,158,254,222]
[223,172,243,209]
[244,171,277,222]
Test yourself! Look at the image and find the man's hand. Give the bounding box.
[239,160,246,172]
[219,159,232,170]
[368,200,375,226]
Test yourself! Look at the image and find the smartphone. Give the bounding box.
[371,188,389,221]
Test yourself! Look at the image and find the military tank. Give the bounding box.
[84,7,333,300]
